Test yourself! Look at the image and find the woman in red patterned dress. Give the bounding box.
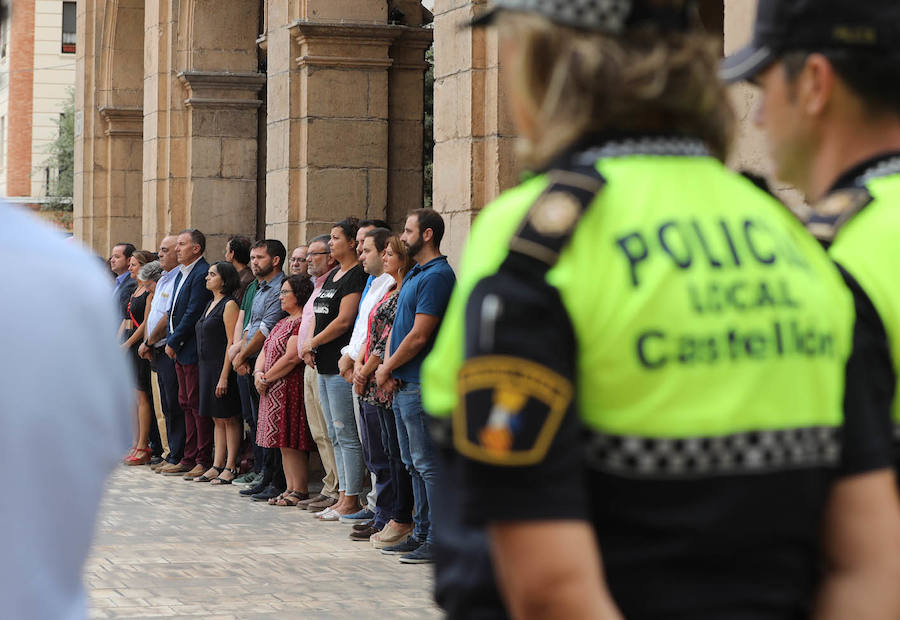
[253,275,315,506]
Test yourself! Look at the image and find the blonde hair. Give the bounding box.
[497,14,735,168]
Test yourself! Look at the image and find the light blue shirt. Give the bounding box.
[244,272,287,345]
[144,268,179,347]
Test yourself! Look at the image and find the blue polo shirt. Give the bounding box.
[390,255,456,383]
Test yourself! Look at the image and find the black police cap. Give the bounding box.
[721,0,900,83]
[470,0,698,34]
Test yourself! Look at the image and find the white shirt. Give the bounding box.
[168,256,201,333]
[144,268,179,347]
[342,272,395,361]
[0,203,132,620]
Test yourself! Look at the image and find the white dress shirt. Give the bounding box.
[0,203,132,620]
[342,272,395,361]
[168,256,201,333]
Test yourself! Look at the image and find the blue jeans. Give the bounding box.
[376,401,413,524]
[393,381,438,544]
[318,373,365,496]
[360,401,394,528]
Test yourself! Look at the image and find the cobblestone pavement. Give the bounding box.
[87,467,440,619]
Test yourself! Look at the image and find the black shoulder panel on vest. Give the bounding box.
[507,163,606,272]
[805,187,874,245]
[740,170,775,197]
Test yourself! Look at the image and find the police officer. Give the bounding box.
[723,0,900,472]
[422,0,900,617]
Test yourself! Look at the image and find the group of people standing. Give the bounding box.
[110,209,455,565]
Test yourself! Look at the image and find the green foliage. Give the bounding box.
[43,88,74,212]
[423,44,434,208]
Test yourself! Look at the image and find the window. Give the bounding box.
[62,2,76,54]
[1,13,8,58]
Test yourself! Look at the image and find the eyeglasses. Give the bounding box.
[289,258,307,263]
[279,290,294,297]
[306,251,330,256]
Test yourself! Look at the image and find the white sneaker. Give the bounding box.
[314,507,338,520]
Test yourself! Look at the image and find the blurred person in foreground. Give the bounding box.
[422,0,900,617]
[724,0,900,482]
[0,200,131,618]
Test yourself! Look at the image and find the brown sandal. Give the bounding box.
[275,491,309,507]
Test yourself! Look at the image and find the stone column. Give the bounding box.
[268,19,400,245]
[178,71,265,256]
[432,0,518,266]
[74,0,144,255]
[387,27,433,231]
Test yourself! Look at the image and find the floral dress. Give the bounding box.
[256,316,313,450]
[362,289,399,407]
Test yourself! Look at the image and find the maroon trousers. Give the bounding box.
[175,362,213,468]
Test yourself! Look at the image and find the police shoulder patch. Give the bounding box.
[805,187,874,243]
[453,355,574,467]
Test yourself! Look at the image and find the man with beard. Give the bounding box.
[375,209,456,564]
[110,242,137,327]
[234,240,288,501]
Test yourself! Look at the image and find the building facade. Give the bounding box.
[74,0,766,261]
[0,0,76,205]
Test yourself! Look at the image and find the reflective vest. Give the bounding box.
[423,138,854,462]
[827,166,900,428]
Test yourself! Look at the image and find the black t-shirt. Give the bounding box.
[313,264,367,375]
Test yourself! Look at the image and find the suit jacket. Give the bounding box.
[167,257,212,365]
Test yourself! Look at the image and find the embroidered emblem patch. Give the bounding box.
[806,187,873,242]
[528,191,583,237]
[453,356,574,466]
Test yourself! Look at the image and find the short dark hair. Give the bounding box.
[364,227,392,253]
[783,50,900,116]
[359,219,391,231]
[332,217,360,242]
[179,229,206,253]
[114,243,136,259]
[227,235,252,265]
[252,239,287,269]
[284,274,315,308]
[411,208,445,249]
[211,261,241,297]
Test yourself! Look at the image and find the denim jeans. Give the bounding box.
[360,400,394,528]
[318,373,365,496]
[376,401,413,524]
[393,381,438,544]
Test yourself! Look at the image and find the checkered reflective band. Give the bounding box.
[858,156,900,186]
[491,0,632,32]
[574,137,711,164]
[585,427,840,478]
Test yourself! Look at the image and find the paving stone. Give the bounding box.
[87,468,440,618]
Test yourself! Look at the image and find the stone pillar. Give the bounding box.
[178,71,265,256]
[74,0,144,255]
[143,0,263,258]
[269,18,399,245]
[387,27,433,232]
[725,0,766,173]
[432,0,518,266]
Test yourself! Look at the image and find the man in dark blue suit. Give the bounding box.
[164,229,213,479]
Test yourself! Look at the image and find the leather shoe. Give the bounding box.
[352,521,374,532]
[159,462,190,476]
[297,493,329,510]
[349,524,380,541]
[251,484,283,502]
[307,496,338,511]
[239,478,271,496]
[182,464,206,480]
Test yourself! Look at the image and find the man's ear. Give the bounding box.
[422,227,434,245]
[802,53,837,117]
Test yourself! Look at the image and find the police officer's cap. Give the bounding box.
[721,0,900,83]
[470,0,698,34]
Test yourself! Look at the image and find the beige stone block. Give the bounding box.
[190,109,218,138]
[367,168,389,217]
[367,72,390,120]
[433,0,479,18]
[434,6,479,79]
[124,172,144,218]
[389,119,423,167]
[189,0,259,72]
[267,71,292,120]
[305,119,388,168]
[304,70,373,119]
[303,0,387,23]
[433,139,472,214]
[222,138,258,178]
[266,169,292,223]
[266,221,289,243]
[190,178,257,233]
[305,167,369,218]
[433,73,462,142]
[216,110,259,139]
[388,169,424,219]
[388,69,424,121]
[442,209,475,270]
[167,179,188,233]
[191,49,259,74]
[266,119,289,172]
[190,137,222,178]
